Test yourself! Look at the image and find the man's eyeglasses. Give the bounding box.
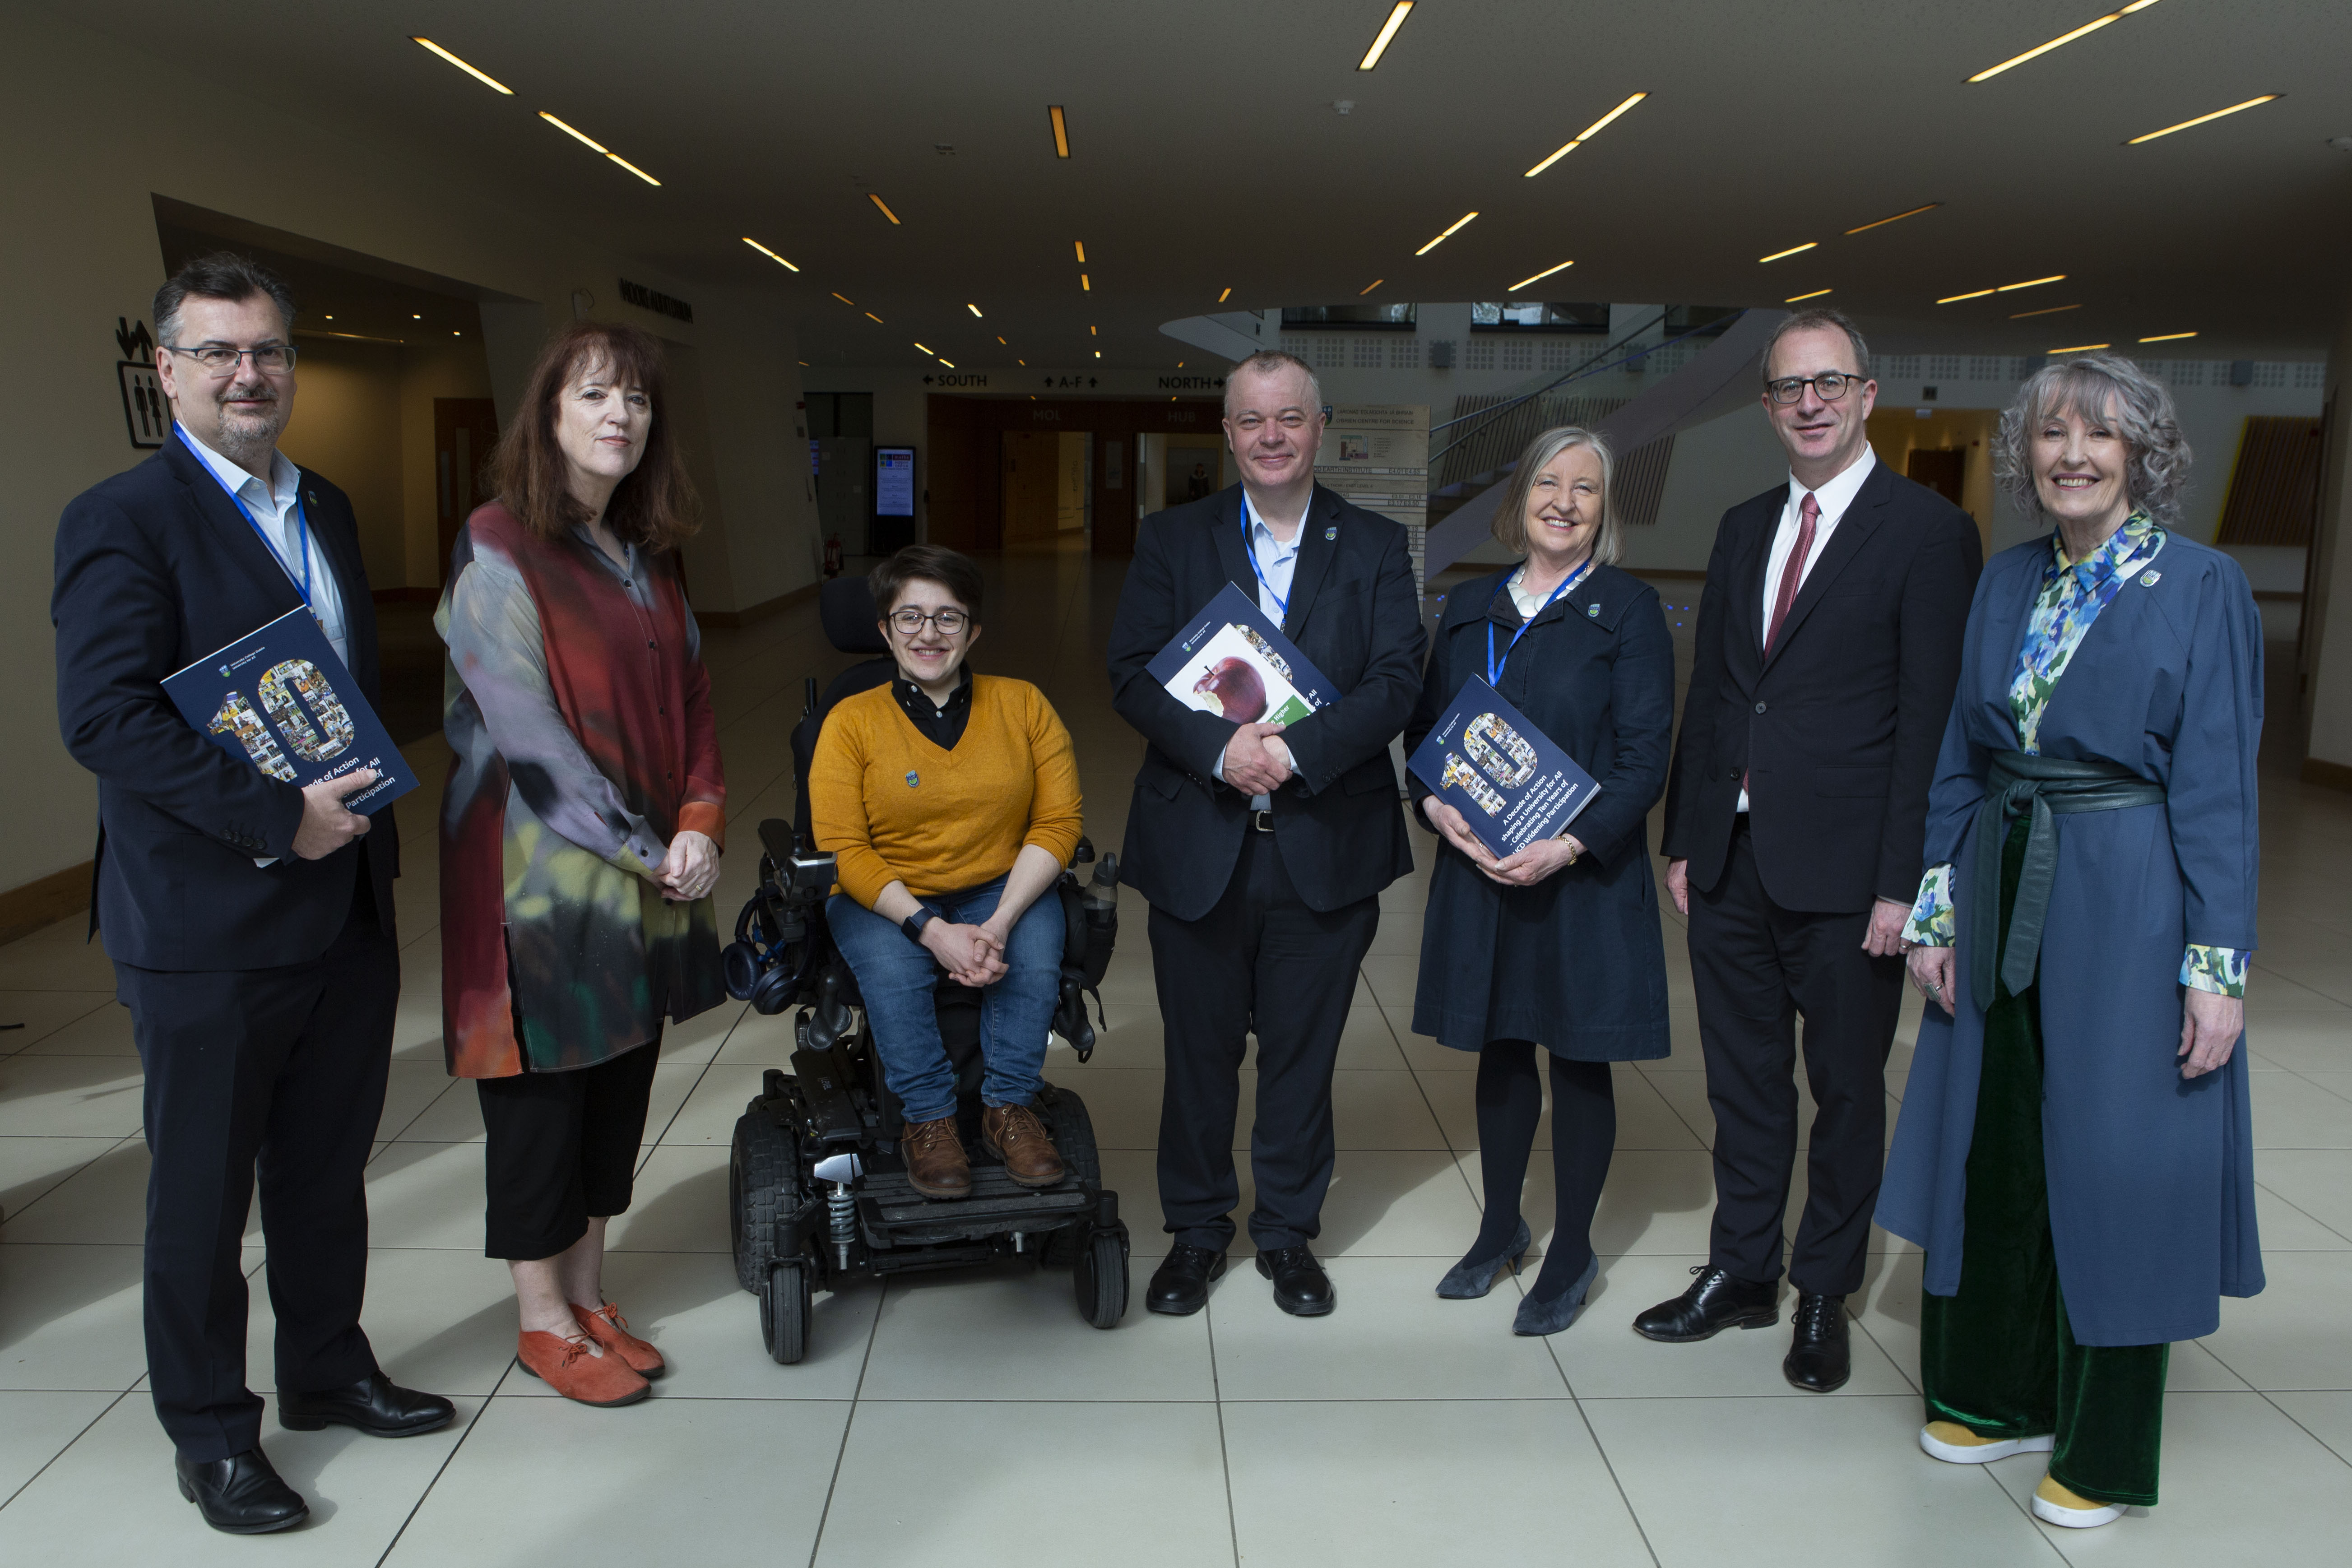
[1765,371,1864,405]
[165,343,298,376]
[888,608,968,636]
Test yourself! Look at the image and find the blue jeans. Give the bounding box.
[827,877,1064,1125]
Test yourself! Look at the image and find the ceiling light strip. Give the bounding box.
[539,112,608,154]
[1074,241,1086,264]
[1359,278,1385,295]
[865,312,885,324]
[1523,140,1580,178]
[1508,259,1575,291]
[1937,288,1996,303]
[1573,91,1648,142]
[2010,303,2079,318]
[914,343,934,355]
[1081,274,1090,291]
[1843,202,1941,234]
[1968,11,2126,84]
[1784,288,1833,302]
[868,193,901,224]
[2138,330,2198,342]
[2047,342,2111,354]
[1218,287,1233,303]
[831,292,856,306]
[607,154,659,186]
[2126,94,2281,144]
[1415,211,1479,256]
[1048,106,1071,158]
[411,37,513,95]
[1358,3,1414,71]
[968,303,984,317]
[1997,274,2065,291]
[1757,242,1817,263]
[742,238,799,272]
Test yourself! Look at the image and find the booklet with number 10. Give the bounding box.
[1146,581,1338,726]
[162,606,418,815]
[1407,676,1600,857]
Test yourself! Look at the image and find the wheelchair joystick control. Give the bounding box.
[813,1152,863,1273]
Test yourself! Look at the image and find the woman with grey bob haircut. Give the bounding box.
[1489,426,1625,565]
[1878,351,2262,1529]
[1995,352,2192,526]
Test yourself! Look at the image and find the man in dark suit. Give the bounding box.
[53,255,451,1535]
[1643,308,1980,1391]
[1106,350,1424,1317]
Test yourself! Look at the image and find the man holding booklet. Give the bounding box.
[52,254,448,1535]
[1106,350,1424,1318]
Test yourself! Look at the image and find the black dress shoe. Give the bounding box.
[1146,1243,1228,1316]
[278,1371,455,1437]
[1782,1291,1851,1392]
[1630,1264,1778,1342]
[175,1449,308,1535]
[1256,1245,1335,1317]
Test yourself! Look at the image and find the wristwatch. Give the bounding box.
[901,906,938,944]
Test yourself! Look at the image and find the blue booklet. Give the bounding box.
[162,607,418,815]
[1407,677,1600,856]
[1146,581,1338,726]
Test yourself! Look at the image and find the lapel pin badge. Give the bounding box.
[905,770,920,789]
[1323,525,1337,541]
[2140,571,2161,587]
[1587,603,1601,617]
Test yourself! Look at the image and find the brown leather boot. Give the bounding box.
[901,1115,972,1199]
[981,1103,1066,1188]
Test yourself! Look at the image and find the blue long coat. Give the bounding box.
[1406,562,1674,1060]
[1877,531,2265,1346]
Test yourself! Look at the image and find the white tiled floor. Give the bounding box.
[4,552,2348,1565]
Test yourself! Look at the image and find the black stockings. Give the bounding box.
[1471,1040,1616,1303]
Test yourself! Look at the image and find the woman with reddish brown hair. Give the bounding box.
[436,320,725,1406]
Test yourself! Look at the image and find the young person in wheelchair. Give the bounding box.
[807,545,1084,1200]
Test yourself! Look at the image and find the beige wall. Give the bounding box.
[275,337,405,585]
[2303,284,2352,774]
[3,6,819,900]
[395,328,496,589]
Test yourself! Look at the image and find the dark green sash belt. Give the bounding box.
[1970,751,2166,1002]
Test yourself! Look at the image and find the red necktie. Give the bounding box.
[1764,491,1820,654]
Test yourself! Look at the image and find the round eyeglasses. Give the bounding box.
[888,608,968,636]
[165,343,298,376]
[1765,371,1863,405]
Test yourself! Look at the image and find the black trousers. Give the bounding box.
[1688,819,1903,1296]
[1148,828,1380,1252]
[115,872,398,1462]
[477,1038,661,1261]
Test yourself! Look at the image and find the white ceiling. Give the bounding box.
[61,1,2352,367]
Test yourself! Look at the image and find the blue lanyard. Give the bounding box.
[186,426,315,613]
[1485,558,1592,685]
[1239,493,1292,621]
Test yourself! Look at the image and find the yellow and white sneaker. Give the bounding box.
[1918,1421,2055,1464]
[2031,1475,2125,1529]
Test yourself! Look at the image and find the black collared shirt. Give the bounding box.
[893,665,974,749]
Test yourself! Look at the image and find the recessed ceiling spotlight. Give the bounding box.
[324,314,333,320]
[2010,303,2080,318]
[1758,242,1817,263]
[1358,3,1415,71]
[1843,202,1942,234]
[411,37,513,95]
[1509,259,1574,291]
[967,303,983,317]
[1969,3,2159,84]
[743,238,799,271]
[1048,105,1071,158]
[2127,94,2282,144]
[1783,288,1833,302]
[412,313,422,320]
[2139,330,2199,342]
[868,193,901,224]
[1415,211,1478,255]
[1359,278,1385,295]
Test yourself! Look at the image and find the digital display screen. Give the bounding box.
[875,446,916,517]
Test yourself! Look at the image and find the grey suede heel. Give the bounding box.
[1436,1218,1532,1299]
[1512,1253,1600,1336]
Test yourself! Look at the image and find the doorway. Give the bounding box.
[1865,406,1998,558]
[1000,430,1092,550]
[434,398,500,582]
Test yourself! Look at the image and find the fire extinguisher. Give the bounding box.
[822,532,844,579]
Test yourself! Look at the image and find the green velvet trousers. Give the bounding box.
[1917,818,2169,1508]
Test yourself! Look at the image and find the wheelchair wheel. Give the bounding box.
[761,1260,812,1364]
[1074,1228,1129,1329]
[1037,1087,1101,1267]
[731,1104,802,1294]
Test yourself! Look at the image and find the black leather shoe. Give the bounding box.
[278,1371,455,1438]
[1256,1245,1335,1317]
[1630,1264,1778,1342]
[1782,1291,1851,1392]
[175,1449,308,1535]
[1146,1243,1228,1316]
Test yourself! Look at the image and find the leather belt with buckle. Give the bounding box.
[1249,809,1275,833]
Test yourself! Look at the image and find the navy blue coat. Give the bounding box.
[1406,562,1674,1059]
[1878,531,2264,1345]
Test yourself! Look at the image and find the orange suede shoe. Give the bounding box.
[515,1331,649,1407]
[573,1300,666,1379]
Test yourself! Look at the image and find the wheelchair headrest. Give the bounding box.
[820,575,888,654]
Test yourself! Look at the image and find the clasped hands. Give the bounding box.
[1904,942,2243,1080]
[919,914,1012,988]
[1222,721,1294,796]
[656,830,719,903]
[1422,796,1582,887]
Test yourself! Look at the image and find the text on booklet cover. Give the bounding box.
[163,607,418,813]
[1408,677,1600,855]
[1145,581,1338,725]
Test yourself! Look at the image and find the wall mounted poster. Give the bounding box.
[1407,676,1600,855]
[1145,582,1336,727]
[162,607,418,814]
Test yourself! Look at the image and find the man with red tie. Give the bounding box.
[1646,309,1980,1391]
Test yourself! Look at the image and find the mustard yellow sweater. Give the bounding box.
[809,674,1083,908]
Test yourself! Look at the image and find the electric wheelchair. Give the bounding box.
[721,577,1130,1363]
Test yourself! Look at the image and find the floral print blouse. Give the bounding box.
[1902,512,2247,997]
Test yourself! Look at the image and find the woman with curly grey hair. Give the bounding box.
[1876,353,2264,1529]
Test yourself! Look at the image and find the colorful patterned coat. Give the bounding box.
[436,502,725,1078]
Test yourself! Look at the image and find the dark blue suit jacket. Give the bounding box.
[1105,482,1424,921]
[52,431,398,970]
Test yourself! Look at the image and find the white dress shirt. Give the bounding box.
[1737,444,1876,813]
[178,423,352,668]
[1216,488,1310,807]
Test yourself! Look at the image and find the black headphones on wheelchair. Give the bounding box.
[723,889,815,1016]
